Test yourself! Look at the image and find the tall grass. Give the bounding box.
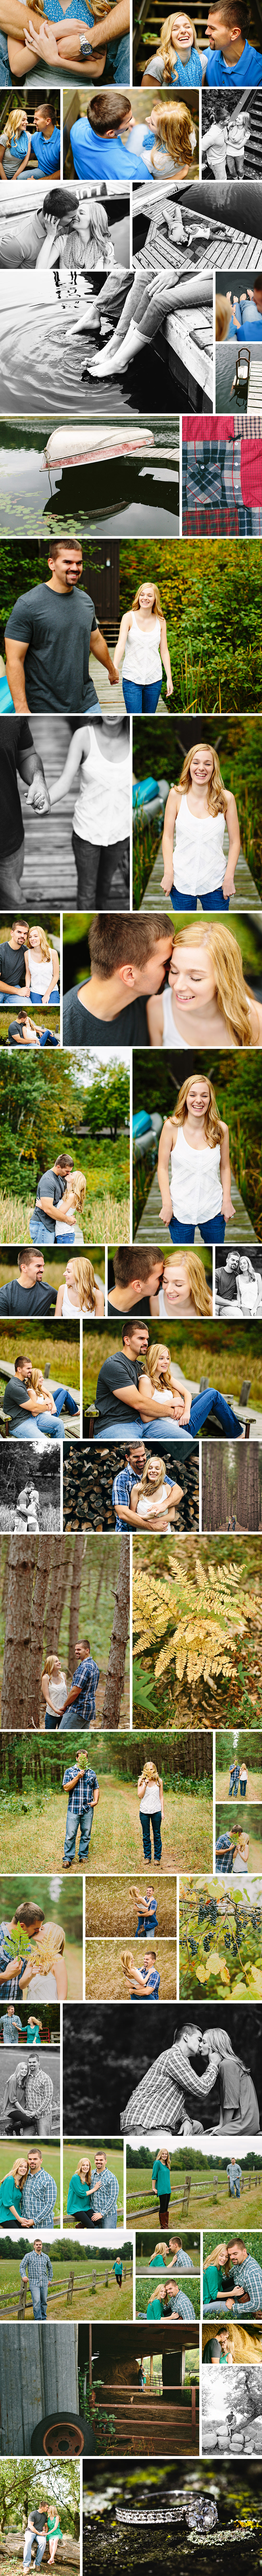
[0,1191,130,1247]
[132,818,160,909]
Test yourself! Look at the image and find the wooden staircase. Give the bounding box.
[132,0,262,79]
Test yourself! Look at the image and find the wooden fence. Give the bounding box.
[0,2264,131,2320]
[127,2171,261,2219]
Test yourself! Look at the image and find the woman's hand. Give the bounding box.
[166,676,173,697]
[221,1197,234,1221]
[159,1196,173,1226]
[24,16,61,57]
[160,870,173,894]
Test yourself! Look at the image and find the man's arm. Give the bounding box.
[90,625,119,689]
[18,746,51,814]
[4,638,30,713]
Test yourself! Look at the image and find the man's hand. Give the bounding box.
[26,772,51,815]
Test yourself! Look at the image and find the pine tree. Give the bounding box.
[101,1536,130,1727]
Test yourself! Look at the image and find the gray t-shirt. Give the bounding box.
[2,1377,31,1427]
[5,584,99,714]
[0,1280,54,1315]
[35,1166,65,1245]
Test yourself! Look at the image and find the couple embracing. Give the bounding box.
[120,2020,260,2134]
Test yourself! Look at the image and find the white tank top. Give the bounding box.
[137,1485,171,1532]
[162,986,187,1048]
[27,948,53,992]
[47,1674,67,1713]
[139,1777,162,1807]
[61,1282,91,1318]
[73,728,130,846]
[122,612,162,686]
[170,1124,223,1223]
[236,1274,260,1314]
[173,795,228,895]
[158,1282,183,1316]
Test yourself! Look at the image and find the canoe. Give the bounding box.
[41,425,154,470]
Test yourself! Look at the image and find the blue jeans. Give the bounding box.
[53,1385,79,1417]
[31,2286,47,2320]
[229,1775,239,1798]
[0,33,12,78]
[240,1781,247,1797]
[93,2207,117,2230]
[63,1802,94,1861]
[10,1414,63,1440]
[122,681,162,714]
[24,2537,46,2570]
[59,1706,92,1730]
[188,1389,242,1439]
[29,987,60,1004]
[170,887,230,912]
[30,1215,75,1247]
[168,1216,226,1244]
[140,1807,162,1863]
[230,2180,240,2197]
[106,32,130,74]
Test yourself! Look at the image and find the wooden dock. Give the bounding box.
[139,830,261,912]
[18,700,122,910]
[134,1157,259,1245]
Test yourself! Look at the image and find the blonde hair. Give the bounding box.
[1,107,27,142]
[67,1256,96,1311]
[76,2157,92,2185]
[175,1075,224,1149]
[31,1370,45,1399]
[42,1655,61,1681]
[203,2241,230,2271]
[178,743,228,819]
[172,922,256,1047]
[11,2158,29,2184]
[29,927,52,962]
[216,295,231,342]
[160,10,197,75]
[156,2148,170,2168]
[205,2028,234,2058]
[139,1760,160,1787]
[139,1457,167,1494]
[164,1250,212,1316]
[28,1922,65,1976]
[150,99,195,168]
[121,1951,135,1975]
[146,1343,173,1392]
[132,584,163,617]
[62,1170,86,1215]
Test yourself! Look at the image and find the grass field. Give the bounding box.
[62,2141,124,2227]
[0,2257,133,2323]
[0,2138,61,2222]
[84,1776,194,1876]
[85,1937,176,2003]
[135,2273,200,2321]
[126,2168,262,2229]
[216,1767,262,1803]
[0,1190,130,1249]
[85,1876,176,1938]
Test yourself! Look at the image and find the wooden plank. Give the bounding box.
[134,1157,258,1247]
[164,313,213,398]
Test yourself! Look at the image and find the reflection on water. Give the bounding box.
[0,296,177,417]
[0,451,179,537]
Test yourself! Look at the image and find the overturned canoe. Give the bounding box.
[41,425,154,470]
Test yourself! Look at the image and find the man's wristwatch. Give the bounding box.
[79,35,93,51]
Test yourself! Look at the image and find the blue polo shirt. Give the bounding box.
[228,300,262,338]
[70,117,153,182]
[31,127,60,172]
[205,38,262,80]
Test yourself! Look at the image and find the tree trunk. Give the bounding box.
[101,1536,130,1728]
[26,1537,53,1727]
[1,1540,34,1729]
[68,1536,84,1673]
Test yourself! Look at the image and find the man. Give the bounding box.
[30,1152,74,1250]
[108,1250,165,1316]
[203,2330,232,2363]
[20,2145,57,2227]
[112,1444,175,1531]
[20,2236,53,2321]
[0,920,29,1007]
[4,540,119,718]
[62,1751,99,1868]
[70,92,154,185]
[226,2157,242,2199]
[3,2054,53,2138]
[31,100,61,176]
[62,911,173,1046]
[216,1827,249,1874]
[0,2005,22,2041]
[89,2147,119,2228]
[120,2020,212,2134]
[167,2237,194,2271]
[0,729,51,906]
[229,1759,240,1798]
[204,0,262,81]
[0,1901,44,2004]
[0,1250,56,1316]
[220,2238,262,2318]
[92,1320,193,1444]
[2,1355,65,1442]
[59,1640,100,1731]
[23,2507,48,2571]
[228,282,262,338]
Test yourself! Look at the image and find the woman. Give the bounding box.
[130,1885,159,1940]
[142,98,197,179]
[19,1921,68,2004]
[67,2154,93,2222]
[201,2028,260,2135]
[47,2515,63,2564]
[4,0,121,89]
[203,2328,232,2365]
[55,1256,104,1319]
[157,1073,234,1246]
[0,2156,29,2227]
[147,923,262,1051]
[149,2240,169,2269]
[121,1947,160,1999]
[141,10,206,86]
[150,1251,212,1319]
[0,109,31,180]
[160,743,241,911]
[130,1457,184,1525]
[215,1252,262,1317]
[136,1340,244,1444]
[41,1655,68,1732]
[8,1014,58,1048]
[113,585,173,717]
[54,1172,86,1246]
[203,2244,228,2308]
[50,716,130,910]
[240,1761,248,1799]
[37,196,113,274]
[137,1761,164,1868]
[26,2016,43,2044]
[152,2149,171,2225]
[25,927,60,1006]
[215,1829,249,1875]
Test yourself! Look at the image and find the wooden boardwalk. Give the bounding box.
[134,1157,258,1245]
[139,830,261,912]
[19,679,124,910]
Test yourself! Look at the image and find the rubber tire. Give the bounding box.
[31,2414,94,2457]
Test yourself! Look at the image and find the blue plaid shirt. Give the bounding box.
[173,2248,193,2270]
[226,2163,242,2189]
[167,2289,195,2320]
[90,2167,119,2220]
[112,1466,137,1533]
[20,2251,53,2296]
[71,1658,99,1726]
[20,2169,57,2228]
[0,2012,22,2042]
[232,2255,262,2314]
[0,1924,28,2003]
[63,1766,98,1815]
[140,1965,160,2000]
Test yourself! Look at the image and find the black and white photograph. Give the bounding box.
[0,713,131,912]
[202,91,262,186]
[0,2043,60,2139]
[0,1447,60,1533]
[215,1247,262,1318]
[216,272,262,412]
[202,2363,262,2455]
[62,2004,262,2138]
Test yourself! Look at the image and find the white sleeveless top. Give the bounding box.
[73,729,130,847]
[236,1273,260,1314]
[137,1483,171,1532]
[162,986,187,1048]
[61,1281,91,1318]
[122,612,162,687]
[170,1124,223,1223]
[47,1673,67,1714]
[173,794,228,895]
[27,947,53,992]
